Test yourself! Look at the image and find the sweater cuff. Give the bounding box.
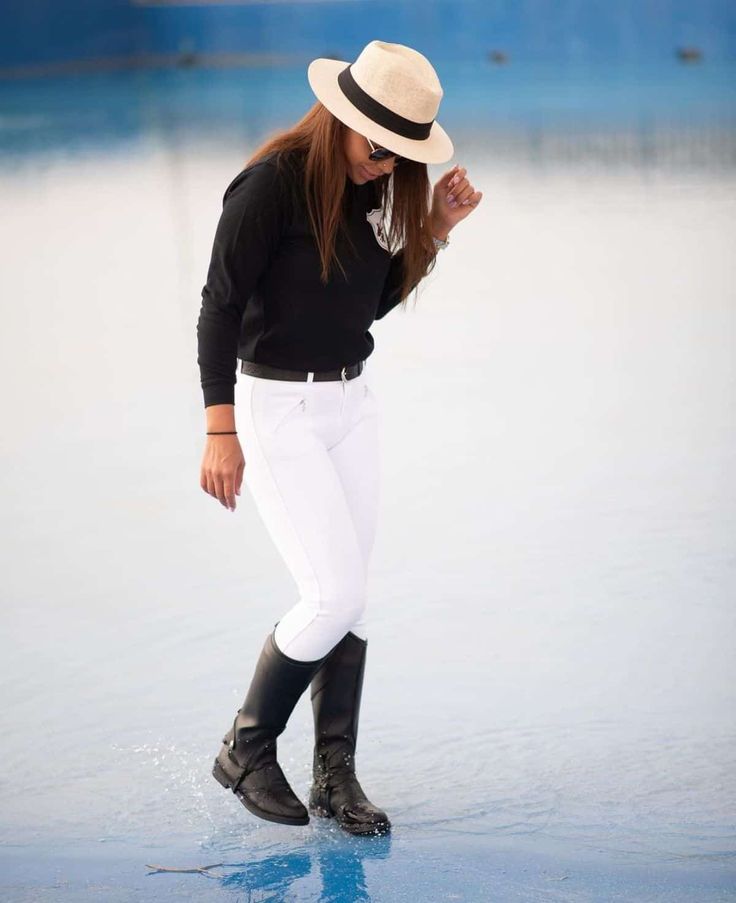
[203,384,236,408]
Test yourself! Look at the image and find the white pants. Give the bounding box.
[236,364,380,661]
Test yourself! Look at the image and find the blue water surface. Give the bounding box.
[1,59,735,902]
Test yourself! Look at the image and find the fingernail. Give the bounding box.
[447,193,454,202]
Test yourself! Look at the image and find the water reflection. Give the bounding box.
[212,835,389,901]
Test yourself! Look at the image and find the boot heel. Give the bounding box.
[212,757,232,790]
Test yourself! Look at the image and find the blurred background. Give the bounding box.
[1,2,734,901]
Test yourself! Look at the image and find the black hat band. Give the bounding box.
[337,63,433,141]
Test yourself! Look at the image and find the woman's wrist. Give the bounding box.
[206,403,236,434]
[430,212,452,242]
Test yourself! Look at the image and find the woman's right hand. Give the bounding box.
[200,435,245,511]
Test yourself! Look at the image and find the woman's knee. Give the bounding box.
[320,594,367,631]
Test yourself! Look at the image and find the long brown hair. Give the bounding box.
[244,102,437,313]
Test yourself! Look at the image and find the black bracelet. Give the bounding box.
[207,431,237,435]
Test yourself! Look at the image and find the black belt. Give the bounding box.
[240,359,365,382]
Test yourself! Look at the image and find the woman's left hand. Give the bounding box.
[431,164,483,234]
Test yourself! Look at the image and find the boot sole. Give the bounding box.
[212,758,310,827]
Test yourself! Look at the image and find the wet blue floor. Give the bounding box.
[2,833,735,901]
[1,60,735,901]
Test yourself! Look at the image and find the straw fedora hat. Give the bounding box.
[307,40,454,165]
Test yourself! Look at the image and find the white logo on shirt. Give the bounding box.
[366,208,391,252]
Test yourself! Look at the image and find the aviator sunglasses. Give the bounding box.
[366,136,403,165]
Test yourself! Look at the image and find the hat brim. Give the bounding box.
[307,58,454,165]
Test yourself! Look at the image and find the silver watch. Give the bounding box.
[432,234,450,250]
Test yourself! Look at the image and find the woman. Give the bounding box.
[197,40,482,836]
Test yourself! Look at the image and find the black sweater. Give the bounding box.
[196,149,418,408]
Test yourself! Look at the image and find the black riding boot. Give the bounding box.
[212,625,331,826]
[308,631,391,835]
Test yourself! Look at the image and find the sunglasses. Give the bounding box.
[366,136,403,165]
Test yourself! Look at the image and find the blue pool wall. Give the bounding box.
[1,0,735,73]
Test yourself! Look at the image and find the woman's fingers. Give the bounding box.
[438,163,461,190]
[447,165,466,189]
[208,476,231,509]
[214,475,227,509]
[454,183,480,205]
[202,466,233,509]
[222,477,237,511]
[446,173,475,203]
[211,473,232,509]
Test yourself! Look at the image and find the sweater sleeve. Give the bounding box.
[196,161,289,407]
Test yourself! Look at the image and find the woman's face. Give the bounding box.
[343,127,398,184]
